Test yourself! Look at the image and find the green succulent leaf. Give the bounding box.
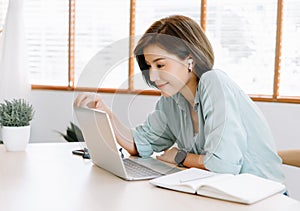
[0,99,35,127]
[58,122,85,142]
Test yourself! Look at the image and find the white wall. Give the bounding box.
[29,90,300,148]
[26,90,300,200]
[29,90,159,143]
[257,102,300,150]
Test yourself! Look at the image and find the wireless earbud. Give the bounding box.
[188,58,193,72]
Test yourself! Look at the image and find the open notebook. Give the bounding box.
[150,168,286,204]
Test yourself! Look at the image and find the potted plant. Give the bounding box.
[57,122,85,143]
[0,98,35,151]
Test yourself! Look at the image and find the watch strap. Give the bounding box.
[175,149,187,167]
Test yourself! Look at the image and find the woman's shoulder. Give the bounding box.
[200,69,228,81]
[197,69,243,96]
[199,69,237,87]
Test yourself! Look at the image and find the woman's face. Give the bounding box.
[143,44,191,97]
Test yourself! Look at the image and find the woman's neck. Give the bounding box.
[180,72,198,106]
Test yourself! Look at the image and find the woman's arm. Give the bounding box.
[74,93,138,155]
[183,152,206,169]
[156,147,207,169]
[109,112,138,155]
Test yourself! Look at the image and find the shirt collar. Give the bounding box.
[193,85,200,112]
[172,93,188,112]
[171,89,200,113]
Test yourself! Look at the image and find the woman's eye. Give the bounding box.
[157,64,164,68]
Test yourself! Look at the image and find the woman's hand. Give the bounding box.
[156,147,178,164]
[74,93,111,115]
[74,92,138,156]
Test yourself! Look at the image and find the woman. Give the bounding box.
[74,15,284,183]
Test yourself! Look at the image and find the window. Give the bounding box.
[280,0,300,97]
[75,0,130,89]
[24,0,69,86]
[206,0,278,95]
[0,0,8,32]
[0,0,299,103]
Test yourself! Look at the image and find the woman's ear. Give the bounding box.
[187,58,193,72]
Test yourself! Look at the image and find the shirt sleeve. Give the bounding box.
[199,71,247,175]
[131,98,176,158]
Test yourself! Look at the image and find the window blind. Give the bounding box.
[0,0,8,32]
[24,0,69,86]
[206,0,278,95]
[280,0,300,97]
[74,0,130,89]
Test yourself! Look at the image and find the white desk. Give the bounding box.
[0,143,299,211]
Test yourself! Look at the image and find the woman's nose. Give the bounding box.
[149,69,160,82]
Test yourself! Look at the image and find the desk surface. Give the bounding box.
[0,143,299,211]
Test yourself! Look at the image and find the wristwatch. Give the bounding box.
[175,149,187,167]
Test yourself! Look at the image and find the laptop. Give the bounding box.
[74,106,180,180]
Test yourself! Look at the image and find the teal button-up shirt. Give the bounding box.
[131,69,285,183]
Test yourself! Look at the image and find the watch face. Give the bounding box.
[175,150,187,165]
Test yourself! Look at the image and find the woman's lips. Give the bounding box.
[156,82,169,89]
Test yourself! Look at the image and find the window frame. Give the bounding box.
[29,0,300,104]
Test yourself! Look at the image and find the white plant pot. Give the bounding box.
[1,125,31,151]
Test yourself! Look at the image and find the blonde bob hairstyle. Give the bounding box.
[134,15,214,88]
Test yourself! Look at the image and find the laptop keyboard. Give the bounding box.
[123,158,163,178]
